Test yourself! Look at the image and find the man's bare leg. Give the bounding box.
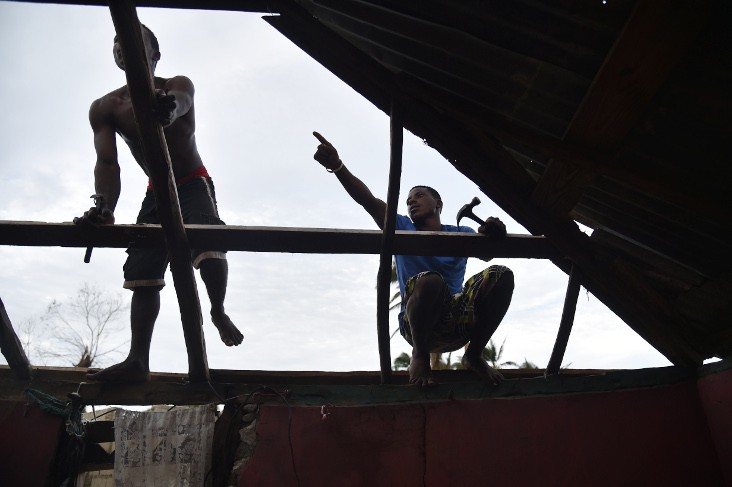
[462,270,514,385]
[405,273,448,387]
[199,258,243,346]
[86,287,161,382]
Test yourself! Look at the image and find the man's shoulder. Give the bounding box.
[162,75,195,91]
[396,214,416,230]
[91,85,126,109]
[89,85,127,126]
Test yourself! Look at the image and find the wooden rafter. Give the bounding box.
[375,100,403,384]
[0,298,32,381]
[108,1,209,382]
[545,265,582,376]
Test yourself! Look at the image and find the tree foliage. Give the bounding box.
[393,352,411,371]
[19,283,129,367]
[481,338,518,368]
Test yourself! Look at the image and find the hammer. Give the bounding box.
[456,196,484,227]
[73,194,106,263]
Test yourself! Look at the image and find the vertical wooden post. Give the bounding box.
[376,99,404,384]
[108,1,209,382]
[546,263,582,375]
[0,298,32,381]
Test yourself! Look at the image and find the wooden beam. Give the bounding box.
[0,221,559,259]
[108,1,209,382]
[3,364,712,407]
[376,99,403,384]
[0,298,32,381]
[545,265,582,376]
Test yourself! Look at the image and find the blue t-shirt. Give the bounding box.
[394,213,475,302]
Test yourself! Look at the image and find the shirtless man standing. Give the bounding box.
[76,25,243,382]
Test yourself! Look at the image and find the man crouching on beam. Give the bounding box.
[311,132,514,387]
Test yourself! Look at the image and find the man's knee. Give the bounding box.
[194,252,226,270]
[498,268,515,292]
[476,267,514,305]
[412,272,447,298]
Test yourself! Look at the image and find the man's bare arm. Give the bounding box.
[313,131,387,229]
[82,98,120,224]
[156,75,195,127]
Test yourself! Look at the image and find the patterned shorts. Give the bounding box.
[401,265,512,353]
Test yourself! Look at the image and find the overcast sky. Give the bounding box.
[0,2,671,374]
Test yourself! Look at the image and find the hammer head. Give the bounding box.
[456,196,484,227]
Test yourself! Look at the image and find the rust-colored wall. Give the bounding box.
[239,381,724,486]
[0,400,63,487]
[698,366,732,485]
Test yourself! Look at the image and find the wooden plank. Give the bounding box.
[0,298,32,381]
[532,0,712,215]
[531,157,597,216]
[566,0,711,149]
[2,364,710,407]
[0,221,559,259]
[108,1,209,382]
[545,265,582,376]
[298,0,579,129]
[591,228,705,289]
[400,76,726,220]
[574,201,720,278]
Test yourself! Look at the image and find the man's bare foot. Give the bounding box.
[409,354,435,387]
[86,359,151,383]
[462,353,503,386]
[212,311,244,346]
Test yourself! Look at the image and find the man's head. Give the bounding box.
[406,185,443,223]
[113,24,161,73]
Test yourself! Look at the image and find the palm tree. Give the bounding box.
[481,338,518,368]
[517,358,538,369]
[387,261,403,339]
[388,262,401,310]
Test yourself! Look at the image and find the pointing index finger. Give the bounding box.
[313,131,332,147]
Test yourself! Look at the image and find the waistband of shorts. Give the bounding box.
[147,165,210,190]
